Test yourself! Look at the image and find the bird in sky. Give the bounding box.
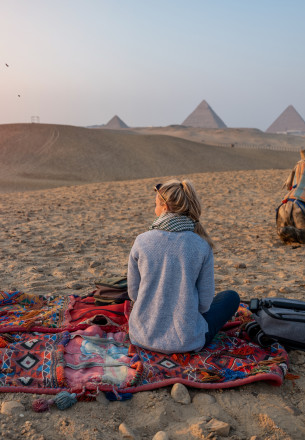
[18,94,21,98]
[5,63,9,67]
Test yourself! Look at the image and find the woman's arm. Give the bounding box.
[127,245,141,302]
[196,248,215,314]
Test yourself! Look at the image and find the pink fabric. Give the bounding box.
[64,325,137,393]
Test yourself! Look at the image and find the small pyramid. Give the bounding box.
[266,105,305,133]
[104,115,129,129]
[182,100,227,129]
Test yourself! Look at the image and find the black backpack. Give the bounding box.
[246,297,305,351]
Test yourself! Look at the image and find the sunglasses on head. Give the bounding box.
[154,183,167,203]
[154,183,163,191]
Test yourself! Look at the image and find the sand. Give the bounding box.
[0,168,305,440]
[0,123,302,193]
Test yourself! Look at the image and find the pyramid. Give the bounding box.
[104,115,129,129]
[182,100,227,129]
[266,105,305,134]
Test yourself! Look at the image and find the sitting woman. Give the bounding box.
[127,180,240,354]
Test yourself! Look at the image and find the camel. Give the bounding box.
[276,150,305,243]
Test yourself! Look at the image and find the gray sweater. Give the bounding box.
[127,229,214,353]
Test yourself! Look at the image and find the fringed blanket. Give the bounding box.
[0,303,289,395]
[125,331,288,391]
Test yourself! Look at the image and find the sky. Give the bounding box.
[1,0,305,130]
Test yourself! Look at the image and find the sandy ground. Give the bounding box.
[0,169,305,440]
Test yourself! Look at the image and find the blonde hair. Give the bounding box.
[157,179,214,248]
[300,149,305,160]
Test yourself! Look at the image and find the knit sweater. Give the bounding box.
[127,229,214,354]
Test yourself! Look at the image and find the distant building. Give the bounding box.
[104,115,129,129]
[266,105,305,135]
[182,100,227,129]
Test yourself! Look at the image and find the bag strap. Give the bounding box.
[262,298,305,311]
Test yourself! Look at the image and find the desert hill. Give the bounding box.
[0,123,301,192]
[131,125,305,149]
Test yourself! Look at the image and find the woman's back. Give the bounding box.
[128,229,214,353]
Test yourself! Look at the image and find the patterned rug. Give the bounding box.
[0,291,69,332]
[63,308,288,395]
[0,331,69,394]
[0,303,289,395]
[125,331,288,392]
[0,291,129,333]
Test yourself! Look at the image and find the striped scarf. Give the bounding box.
[149,212,195,232]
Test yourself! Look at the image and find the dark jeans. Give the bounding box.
[202,290,240,347]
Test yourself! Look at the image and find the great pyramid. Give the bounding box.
[104,115,129,129]
[182,100,227,129]
[266,105,305,134]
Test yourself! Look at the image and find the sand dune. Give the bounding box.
[0,123,301,192]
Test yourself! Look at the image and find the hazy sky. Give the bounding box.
[1,0,305,129]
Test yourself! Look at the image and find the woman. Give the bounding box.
[127,179,240,354]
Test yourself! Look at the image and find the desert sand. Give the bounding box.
[0,124,305,439]
[0,167,305,440]
[0,123,302,193]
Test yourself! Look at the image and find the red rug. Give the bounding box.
[0,332,69,394]
[0,303,289,395]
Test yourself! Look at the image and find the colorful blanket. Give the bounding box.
[0,291,69,332]
[0,304,289,395]
[0,291,129,333]
[0,332,69,394]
